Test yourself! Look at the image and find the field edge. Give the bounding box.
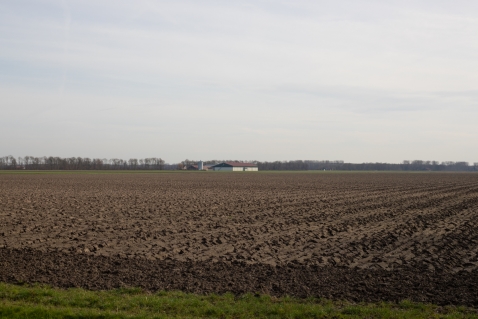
[1,282,478,319]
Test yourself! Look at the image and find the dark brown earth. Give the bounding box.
[1,172,478,306]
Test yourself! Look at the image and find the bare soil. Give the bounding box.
[1,172,478,306]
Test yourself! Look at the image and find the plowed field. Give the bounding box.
[1,172,478,306]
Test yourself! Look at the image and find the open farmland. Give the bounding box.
[1,172,478,306]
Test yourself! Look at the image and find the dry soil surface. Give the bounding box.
[1,172,478,306]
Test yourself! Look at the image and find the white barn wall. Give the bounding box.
[232,167,259,171]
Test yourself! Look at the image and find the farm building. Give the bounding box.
[187,164,211,170]
[186,161,211,170]
[210,162,258,171]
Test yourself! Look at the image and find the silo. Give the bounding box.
[198,160,204,170]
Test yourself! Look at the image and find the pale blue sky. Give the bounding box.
[1,0,477,163]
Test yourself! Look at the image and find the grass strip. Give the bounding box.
[0,283,477,318]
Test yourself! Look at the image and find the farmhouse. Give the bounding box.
[210,162,258,171]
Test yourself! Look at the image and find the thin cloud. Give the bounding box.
[0,1,477,162]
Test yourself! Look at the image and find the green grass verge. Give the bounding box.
[0,283,477,318]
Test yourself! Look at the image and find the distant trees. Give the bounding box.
[257,160,476,171]
[258,160,311,170]
[1,156,476,171]
[400,160,474,172]
[181,159,194,168]
[0,155,165,170]
[0,155,17,169]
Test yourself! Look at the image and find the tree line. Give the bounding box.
[257,160,478,171]
[180,159,478,171]
[0,155,166,170]
[1,156,477,171]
